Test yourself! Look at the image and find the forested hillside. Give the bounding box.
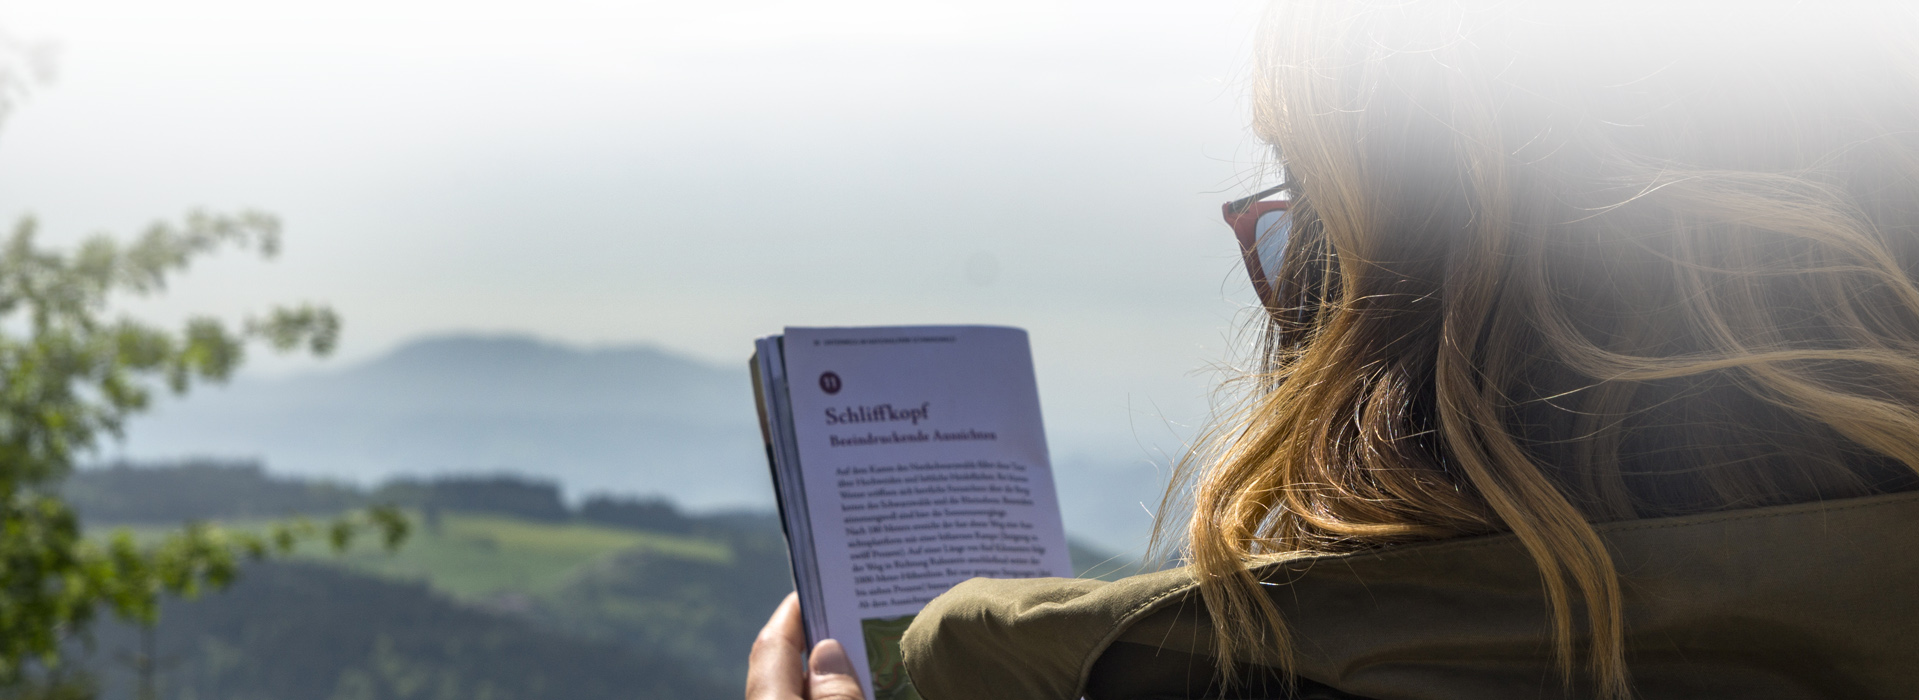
[61,462,1128,700]
[82,563,728,700]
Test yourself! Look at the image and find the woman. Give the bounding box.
[752,2,1919,698]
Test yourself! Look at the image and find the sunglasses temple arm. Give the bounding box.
[1226,182,1293,216]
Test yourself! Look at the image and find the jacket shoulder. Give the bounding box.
[900,569,1198,700]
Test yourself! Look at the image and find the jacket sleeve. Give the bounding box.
[899,570,1199,700]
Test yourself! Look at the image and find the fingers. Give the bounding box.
[746,593,806,700]
[747,593,868,700]
[808,639,866,700]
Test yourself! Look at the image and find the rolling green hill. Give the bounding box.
[64,465,1136,699]
[316,511,730,600]
[81,562,731,700]
[86,510,784,699]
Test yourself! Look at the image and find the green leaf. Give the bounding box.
[0,209,393,685]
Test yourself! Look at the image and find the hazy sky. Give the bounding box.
[0,0,1274,469]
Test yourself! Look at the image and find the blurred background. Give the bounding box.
[2,0,1271,697]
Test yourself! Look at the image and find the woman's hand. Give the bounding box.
[747,593,865,700]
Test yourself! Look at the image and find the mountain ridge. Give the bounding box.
[121,333,772,509]
[117,332,1167,553]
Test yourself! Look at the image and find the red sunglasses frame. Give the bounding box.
[1222,182,1294,308]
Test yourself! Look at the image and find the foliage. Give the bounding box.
[0,212,407,684]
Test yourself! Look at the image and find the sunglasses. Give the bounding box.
[1222,182,1294,311]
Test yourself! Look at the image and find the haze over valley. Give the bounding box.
[117,333,1174,553]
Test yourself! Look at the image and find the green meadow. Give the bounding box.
[325,511,728,599]
[107,510,734,602]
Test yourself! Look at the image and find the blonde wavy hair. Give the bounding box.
[1165,2,1919,697]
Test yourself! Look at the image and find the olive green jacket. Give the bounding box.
[900,492,1919,699]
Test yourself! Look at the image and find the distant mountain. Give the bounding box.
[119,334,771,510]
[114,333,1175,553]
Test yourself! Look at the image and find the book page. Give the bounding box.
[780,326,1072,698]
[754,340,829,645]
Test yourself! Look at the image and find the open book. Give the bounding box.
[751,325,1074,699]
